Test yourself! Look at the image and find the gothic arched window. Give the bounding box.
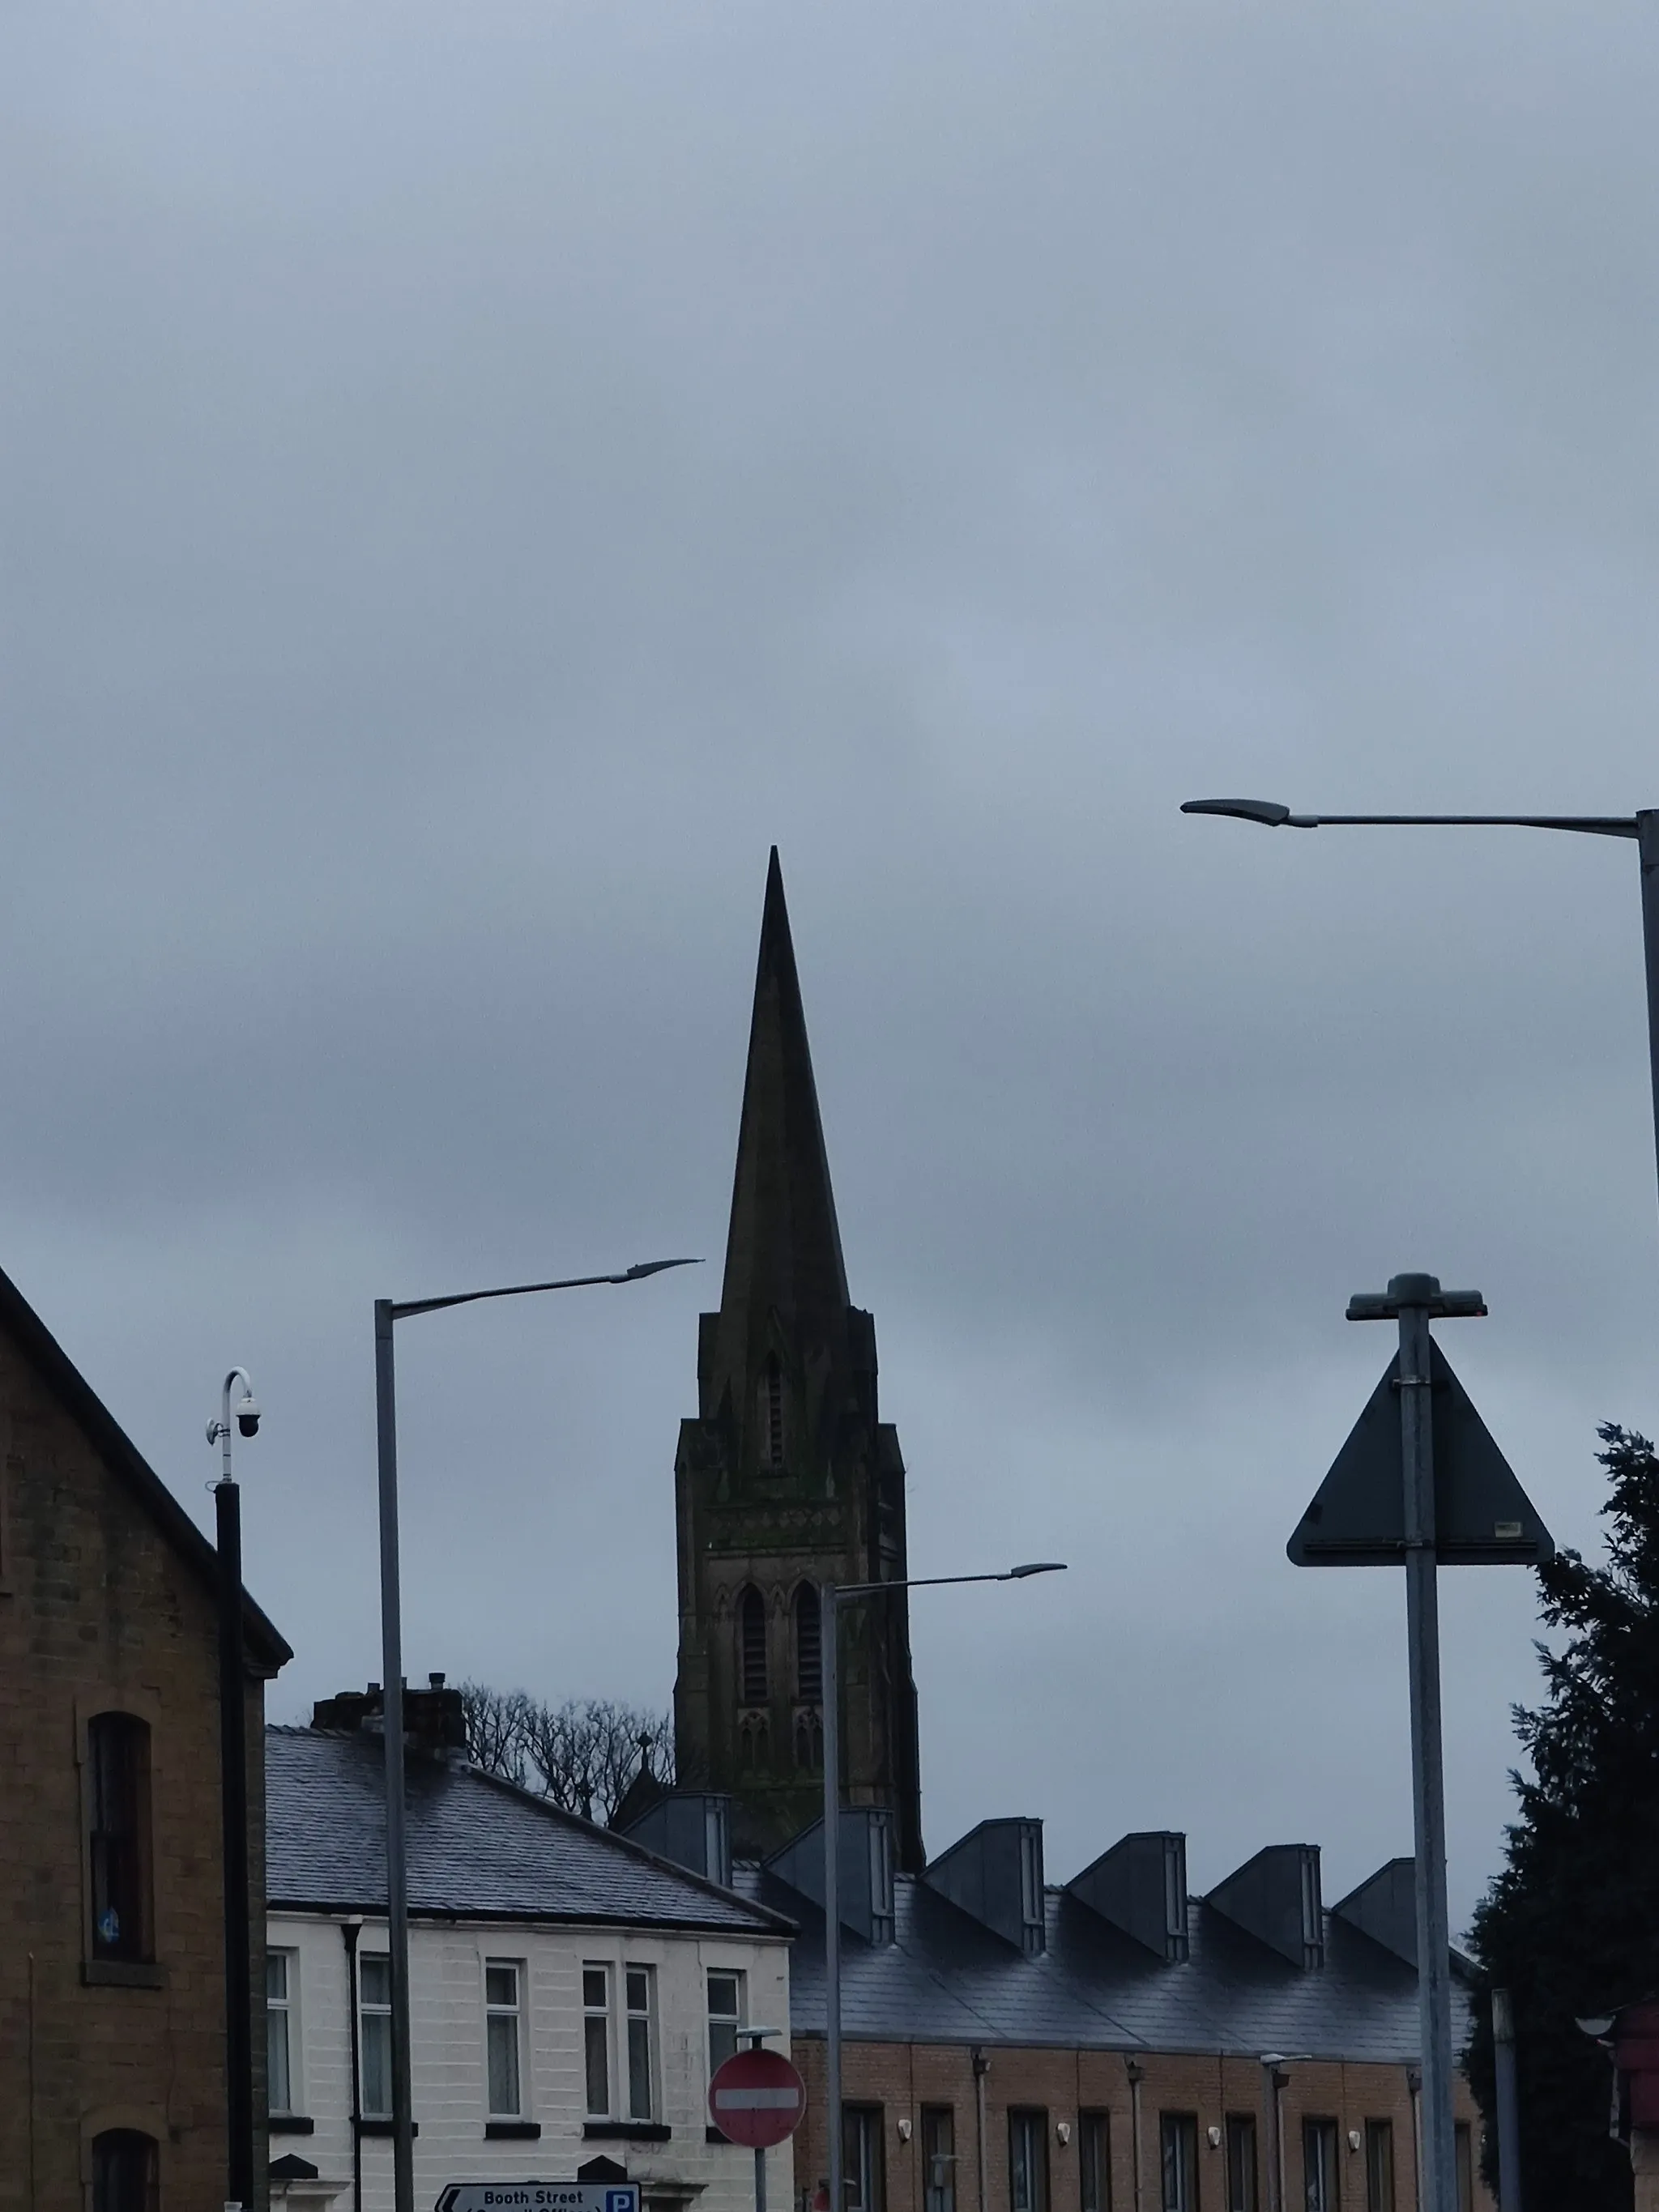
[738,1586,768,1706]
[762,1357,785,1470]
[793,1583,822,1704]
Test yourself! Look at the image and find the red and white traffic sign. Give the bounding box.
[708,2048,807,2150]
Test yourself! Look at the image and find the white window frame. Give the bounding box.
[624,1962,656,2121]
[359,1951,393,2120]
[484,1957,526,2120]
[583,1962,614,2118]
[267,1946,301,2117]
[706,1966,747,2078]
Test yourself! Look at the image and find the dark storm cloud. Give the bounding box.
[6,0,1659,1928]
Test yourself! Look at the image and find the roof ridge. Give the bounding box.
[463,1765,796,1933]
[0,1255,290,1673]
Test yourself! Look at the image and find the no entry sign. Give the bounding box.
[708,2048,807,2150]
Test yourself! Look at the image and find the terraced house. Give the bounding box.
[263,1681,795,2212]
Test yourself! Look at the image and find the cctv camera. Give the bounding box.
[236,1396,261,1438]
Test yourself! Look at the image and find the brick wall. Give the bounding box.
[0,1315,272,2210]
[790,2038,1495,2212]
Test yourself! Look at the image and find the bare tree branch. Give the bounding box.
[460,1683,674,1824]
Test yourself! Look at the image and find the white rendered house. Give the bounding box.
[264,1690,794,2212]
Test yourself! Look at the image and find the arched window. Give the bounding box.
[92,2129,159,2212]
[87,1713,152,1963]
[762,1357,785,1470]
[793,1710,823,1774]
[793,1583,822,1704]
[738,1586,768,1706]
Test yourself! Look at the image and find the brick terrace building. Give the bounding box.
[0,1259,290,2209]
[731,1813,1491,2212]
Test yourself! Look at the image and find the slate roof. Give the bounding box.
[267,1727,792,1935]
[738,1865,1470,2065]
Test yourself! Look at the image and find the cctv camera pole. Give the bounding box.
[373,1258,702,2212]
[211,1368,258,2212]
[820,1565,1066,2212]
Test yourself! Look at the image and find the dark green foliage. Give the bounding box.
[1465,1424,1659,2210]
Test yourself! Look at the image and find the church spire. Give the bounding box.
[714,848,850,1382]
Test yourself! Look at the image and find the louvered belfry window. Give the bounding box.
[794,1583,822,1703]
[739,1586,768,1704]
[762,1357,785,1468]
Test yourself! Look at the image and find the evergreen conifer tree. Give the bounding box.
[1465,1423,1659,2209]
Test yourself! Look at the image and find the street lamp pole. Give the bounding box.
[1180,799,1659,1214]
[373,1256,698,2212]
[207,1367,262,2212]
[821,1562,1066,2212]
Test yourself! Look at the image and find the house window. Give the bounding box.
[1302,2119,1338,2212]
[485,1959,524,2118]
[740,1588,769,1704]
[91,2129,159,2212]
[795,1583,822,1703]
[1226,2114,1258,2212]
[923,2106,956,2212]
[267,1949,298,2116]
[87,1713,151,1963]
[625,1964,655,2120]
[1009,2110,1048,2212]
[583,1965,612,2116]
[1079,2111,1111,2212]
[1363,2121,1393,2212]
[1160,2115,1197,2212]
[708,1969,745,2073]
[359,1954,393,2119]
[1453,2125,1474,2212]
[763,1357,785,1468]
[844,2106,885,2212]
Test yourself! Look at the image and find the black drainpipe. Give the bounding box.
[343,1919,364,2212]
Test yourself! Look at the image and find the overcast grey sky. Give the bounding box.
[7,0,1659,1934]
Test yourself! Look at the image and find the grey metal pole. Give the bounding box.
[1636,812,1659,1218]
[1491,1989,1522,2212]
[215,1468,252,2212]
[375,1298,416,2212]
[822,1583,842,2212]
[1398,1289,1455,2212]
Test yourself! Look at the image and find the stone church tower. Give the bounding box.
[673,850,924,1868]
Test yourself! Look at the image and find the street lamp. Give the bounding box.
[1179,799,1659,1208]
[373,1255,699,2212]
[207,1367,262,2212]
[821,1562,1068,2212]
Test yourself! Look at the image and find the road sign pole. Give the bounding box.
[1398,1289,1456,2212]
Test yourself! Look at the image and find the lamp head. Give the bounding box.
[1006,1561,1067,1579]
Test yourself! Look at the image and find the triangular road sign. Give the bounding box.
[1288,1339,1554,1567]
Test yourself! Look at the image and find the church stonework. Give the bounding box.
[673,850,923,1868]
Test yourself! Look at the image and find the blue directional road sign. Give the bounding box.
[436,2188,640,2212]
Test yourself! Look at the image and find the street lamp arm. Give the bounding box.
[832,1562,1067,1601]
[1182,798,1639,838]
[390,1255,701,1321]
